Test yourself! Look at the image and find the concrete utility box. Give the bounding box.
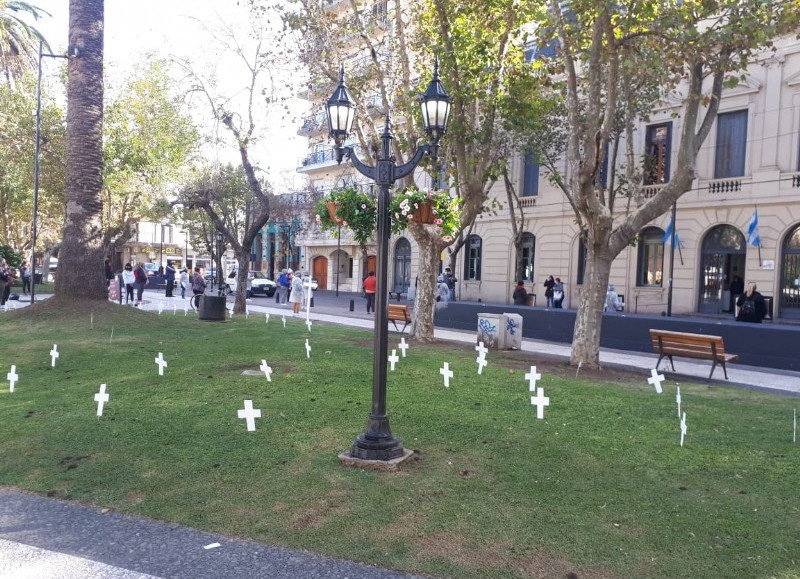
[477,313,506,349]
[503,313,523,350]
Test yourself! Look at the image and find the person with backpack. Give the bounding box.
[736,282,767,323]
[133,263,148,307]
[122,263,136,305]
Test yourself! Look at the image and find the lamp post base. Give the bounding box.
[338,448,415,472]
[348,433,406,461]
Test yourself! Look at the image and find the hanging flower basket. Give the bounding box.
[389,187,462,241]
[315,188,377,246]
[410,200,435,224]
[326,201,342,224]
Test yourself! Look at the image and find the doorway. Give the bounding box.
[779,223,800,319]
[312,256,328,290]
[698,225,746,314]
[366,255,377,279]
[393,238,411,294]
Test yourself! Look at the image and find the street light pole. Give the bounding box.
[31,41,71,304]
[326,61,451,462]
[336,223,341,297]
[216,231,224,288]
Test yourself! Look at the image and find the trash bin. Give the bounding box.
[503,313,523,350]
[477,313,506,349]
[198,295,227,321]
[525,294,536,307]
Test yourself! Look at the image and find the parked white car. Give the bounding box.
[223,270,277,297]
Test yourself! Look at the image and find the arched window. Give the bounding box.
[779,223,800,319]
[392,238,412,294]
[637,227,665,287]
[698,224,746,314]
[516,233,535,282]
[464,235,482,280]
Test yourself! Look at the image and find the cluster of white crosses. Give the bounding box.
[9,314,766,447]
[648,368,688,447]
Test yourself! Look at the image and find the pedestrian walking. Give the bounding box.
[122,263,135,305]
[512,280,528,305]
[191,267,207,302]
[277,269,291,304]
[164,261,176,297]
[290,271,304,316]
[0,259,13,305]
[544,275,555,308]
[133,263,147,307]
[553,278,565,309]
[179,268,189,300]
[104,259,114,288]
[363,271,377,313]
[21,262,31,295]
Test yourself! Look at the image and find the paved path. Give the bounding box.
[0,490,423,579]
[3,288,798,579]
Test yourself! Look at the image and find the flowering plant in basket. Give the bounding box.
[389,186,461,241]
[314,187,377,246]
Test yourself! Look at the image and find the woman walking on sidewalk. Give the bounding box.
[363,271,377,313]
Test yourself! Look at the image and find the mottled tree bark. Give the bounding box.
[55,0,105,300]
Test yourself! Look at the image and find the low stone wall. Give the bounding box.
[433,302,800,371]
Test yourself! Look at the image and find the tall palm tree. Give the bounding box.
[54,0,105,300]
[0,0,50,86]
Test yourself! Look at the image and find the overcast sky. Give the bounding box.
[28,0,309,190]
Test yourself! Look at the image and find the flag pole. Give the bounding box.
[667,201,677,317]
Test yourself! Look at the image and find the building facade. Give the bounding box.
[295,20,800,321]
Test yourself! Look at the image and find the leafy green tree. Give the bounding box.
[518,0,798,367]
[0,0,50,86]
[0,73,65,253]
[174,10,290,313]
[273,0,532,341]
[102,59,199,258]
[54,0,105,300]
[178,164,273,313]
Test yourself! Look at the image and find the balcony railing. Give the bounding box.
[707,178,742,194]
[299,145,367,170]
[641,183,664,199]
[297,112,327,137]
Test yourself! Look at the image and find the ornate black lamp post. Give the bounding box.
[215,231,224,288]
[326,60,451,462]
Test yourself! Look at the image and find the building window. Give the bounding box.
[714,110,748,179]
[516,233,535,282]
[522,151,539,197]
[464,235,482,280]
[644,123,672,185]
[637,227,664,287]
[576,236,587,285]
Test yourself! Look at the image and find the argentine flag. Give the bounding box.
[663,215,680,248]
[747,209,762,247]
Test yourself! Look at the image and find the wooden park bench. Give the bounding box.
[649,329,739,380]
[387,303,412,333]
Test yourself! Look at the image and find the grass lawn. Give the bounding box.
[1,300,798,579]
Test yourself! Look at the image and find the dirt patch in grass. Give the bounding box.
[124,490,145,505]
[415,533,614,579]
[290,487,349,530]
